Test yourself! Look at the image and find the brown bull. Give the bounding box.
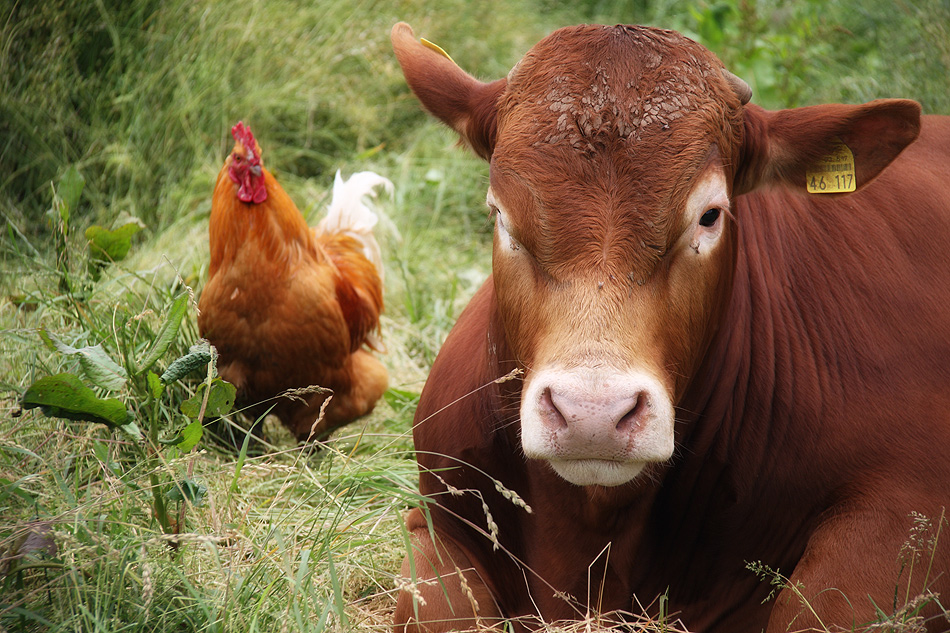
[392,21,950,633]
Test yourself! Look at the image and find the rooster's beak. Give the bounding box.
[250,164,262,177]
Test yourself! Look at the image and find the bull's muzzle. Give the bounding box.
[520,367,675,487]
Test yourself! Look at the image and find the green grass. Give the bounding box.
[1,0,949,631]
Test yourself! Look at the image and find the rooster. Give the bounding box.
[198,121,390,442]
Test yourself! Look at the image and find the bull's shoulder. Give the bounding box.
[413,278,516,466]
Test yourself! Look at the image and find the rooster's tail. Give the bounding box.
[316,171,394,279]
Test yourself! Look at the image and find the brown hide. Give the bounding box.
[392,22,950,633]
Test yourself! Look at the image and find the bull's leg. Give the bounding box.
[765,500,946,633]
[395,508,502,633]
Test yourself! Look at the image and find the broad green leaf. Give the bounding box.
[22,373,129,427]
[136,293,188,375]
[166,478,207,506]
[58,166,84,215]
[147,371,165,399]
[160,419,203,452]
[180,379,235,420]
[38,330,57,352]
[120,421,142,441]
[85,222,143,263]
[177,419,203,451]
[39,329,128,391]
[161,341,213,384]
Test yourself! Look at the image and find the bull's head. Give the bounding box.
[393,23,919,487]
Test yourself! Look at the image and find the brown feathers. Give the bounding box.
[198,126,390,442]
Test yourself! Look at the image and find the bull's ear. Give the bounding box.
[733,99,921,196]
[392,22,505,161]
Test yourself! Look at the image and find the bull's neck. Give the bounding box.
[675,199,784,475]
[672,188,847,524]
[686,190,847,446]
[207,167,316,276]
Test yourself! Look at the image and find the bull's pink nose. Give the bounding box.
[521,369,675,485]
[541,387,647,435]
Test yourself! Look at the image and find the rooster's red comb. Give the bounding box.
[230,121,262,168]
[231,121,256,150]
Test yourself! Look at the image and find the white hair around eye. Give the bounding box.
[488,187,522,252]
[685,167,729,255]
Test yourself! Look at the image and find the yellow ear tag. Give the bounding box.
[806,139,857,194]
[420,37,456,65]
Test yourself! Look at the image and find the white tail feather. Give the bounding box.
[316,170,395,279]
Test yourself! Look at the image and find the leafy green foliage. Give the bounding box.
[179,378,235,420]
[165,477,207,505]
[160,340,213,384]
[160,419,204,451]
[136,292,189,375]
[9,169,230,548]
[39,329,128,391]
[53,167,84,223]
[85,221,144,279]
[45,166,84,293]
[21,373,130,427]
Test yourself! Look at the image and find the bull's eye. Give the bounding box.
[492,208,525,253]
[699,207,721,228]
[487,190,526,253]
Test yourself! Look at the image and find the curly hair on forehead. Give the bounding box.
[498,24,745,168]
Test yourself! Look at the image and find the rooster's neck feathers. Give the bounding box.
[208,165,317,276]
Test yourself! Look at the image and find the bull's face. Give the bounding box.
[489,151,736,486]
[481,27,748,486]
[398,24,746,487]
[393,21,920,487]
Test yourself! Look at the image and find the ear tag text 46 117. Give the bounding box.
[806,139,857,194]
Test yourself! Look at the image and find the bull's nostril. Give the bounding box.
[543,387,647,434]
[616,394,647,433]
[540,387,569,430]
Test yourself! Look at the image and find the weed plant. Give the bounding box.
[2,0,948,631]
